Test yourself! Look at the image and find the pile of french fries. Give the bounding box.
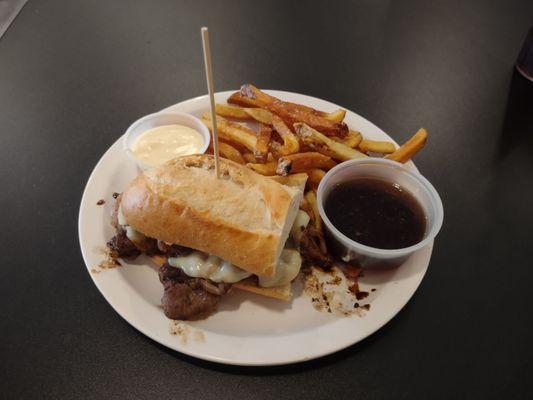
[201,84,428,232]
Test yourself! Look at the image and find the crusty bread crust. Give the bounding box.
[121,155,304,277]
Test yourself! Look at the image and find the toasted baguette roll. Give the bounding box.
[121,154,304,277]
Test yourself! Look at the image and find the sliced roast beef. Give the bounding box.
[159,263,230,320]
[300,226,334,268]
[107,231,141,259]
[157,241,192,257]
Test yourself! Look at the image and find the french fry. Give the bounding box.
[246,161,277,176]
[236,84,348,137]
[358,140,396,154]
[385,128,428,163]
[227,91,260,108]
[230,88,328,117]
[280,101,328,117]
[201,114,268,161]
[243,108,273,124]
[215,104,251,120]
[242,152,256,163]
[218,141,245,164]
[271,115,300,156]
[294,123,367,161]
[276,152,335,176]
[256,124,272,163]
[305,191,322,232]
[304,169,326,191]
[325,109,346,123]
[331,130,362,148]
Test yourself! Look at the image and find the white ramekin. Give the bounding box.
[123,112,211,170]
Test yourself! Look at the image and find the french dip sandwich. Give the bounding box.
[108,154,313,320]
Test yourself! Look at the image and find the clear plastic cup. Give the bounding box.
[317,158,444,268]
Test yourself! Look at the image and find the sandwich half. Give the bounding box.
[108,154,309,320]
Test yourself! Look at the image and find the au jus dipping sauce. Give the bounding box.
[324,178,426,250]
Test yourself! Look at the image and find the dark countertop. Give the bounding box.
[1,0,532,398]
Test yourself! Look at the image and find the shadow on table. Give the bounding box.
[497,69,533,159]
[139,305,409,375]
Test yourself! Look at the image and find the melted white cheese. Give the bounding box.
[118,205,146,244]
[290,210,311,244]
[168,248,301,287]
[168,253,252,283]
[117,205,127,226]
[258,248,301,287]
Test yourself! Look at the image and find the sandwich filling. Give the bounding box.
[108,199,310,320]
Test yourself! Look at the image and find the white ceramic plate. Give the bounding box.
[78,90,433,366]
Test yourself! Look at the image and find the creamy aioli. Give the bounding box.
[132,124,204,167]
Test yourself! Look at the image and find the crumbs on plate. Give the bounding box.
[304,266,371,317]
[169,321,190,343]
[91,246,121,274]
[169,321,205,344]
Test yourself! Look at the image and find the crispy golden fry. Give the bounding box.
[255,124,272,163]
[228,90,327,117]
[242,152,256,163]
[325,109,346,123]
[385,128,428,163]
[201,114,268,161]
[217,141,245,164]
[278,101,328,117]
[331,130,362,148]
[271,115,300,156]
[305,191,322,232]
[358,140,396,154]
[276,152,335,176]
[243,108,273,124]
[235,84,348,137]
[215,104,251,120]
[294,123,367,161]
[246,161,277,176]
[227,91,259,108]
[304,169,326,191]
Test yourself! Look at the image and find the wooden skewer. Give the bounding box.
[201,27,220,178]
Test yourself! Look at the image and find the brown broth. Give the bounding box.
[324,178,426,249]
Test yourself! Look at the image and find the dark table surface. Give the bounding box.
[2,0,533,398]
